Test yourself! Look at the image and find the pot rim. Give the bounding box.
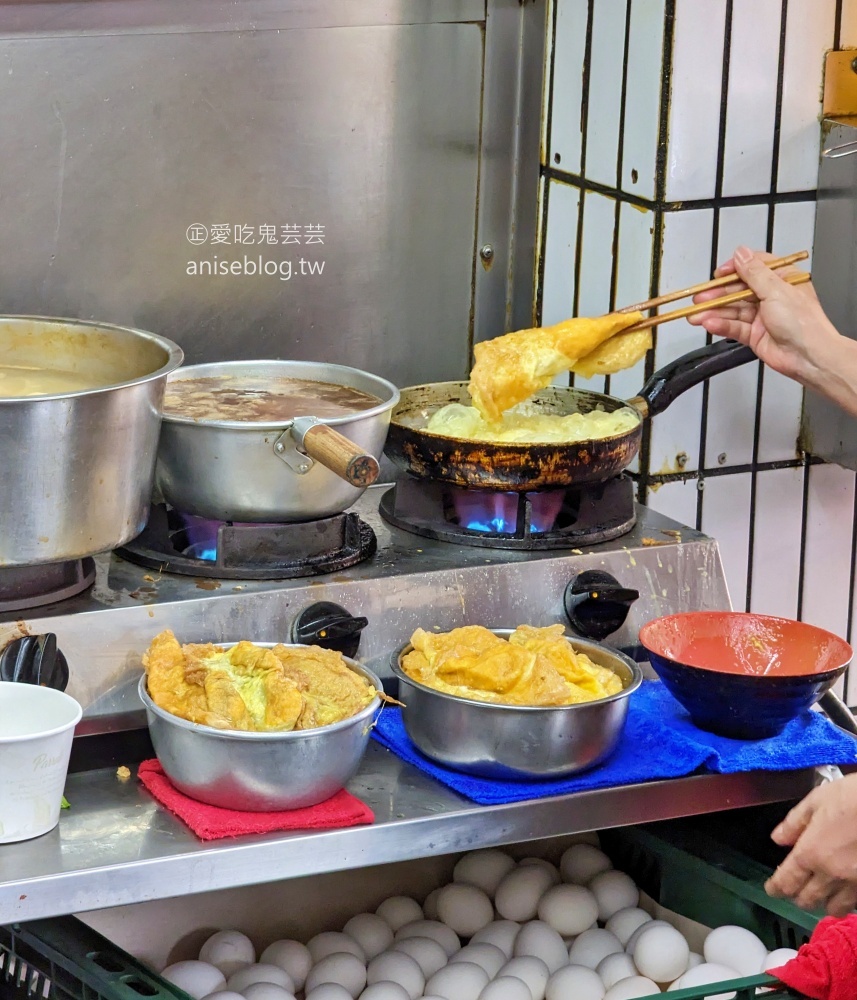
[139,641,383,740]
[0,315,184,403]
[159,359,401,430]
[392,628,642,712]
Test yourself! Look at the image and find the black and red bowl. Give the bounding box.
[639,611,852,740]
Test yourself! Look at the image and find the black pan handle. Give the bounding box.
[630,340,757,419]
[820,689,857,736]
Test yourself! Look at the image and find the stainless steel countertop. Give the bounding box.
[1,484,712,620]
[0,484,777,926]
[0,743,815,924]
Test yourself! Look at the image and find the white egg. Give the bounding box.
[625,920,671,957]
[395,920,460,957]
[669,963,741,999]
[358,985,410,1000]
[495,867,555,922]
[545,965,604,1000]
[162,961,226,1000]
[423,888,442,922]
[478,976,533,1000]
[227,964,295,995]
[632,924,689,984]
[537,884,598,937]
[703,926,767,977]
[344,914,394,961]
[391,936,448,978]
[437,883,494,937]
[513,922,567,975]
[498,957,550,1000]
[309,933,366,964]
[376,896,424,932]
[425,962,489,1000]
[517,860,561,885]
[306,986,353,1000]
[588,872,639,922]
[202,992,244,1000]
[686,952,704,970]
[366,951,425,1000]
[243,984,296,1000]
[305,954,367,999]
[450,943,507,978]
[602,976,659,999]
[564,831,601,848]
[567,928,623,970]
[605,909,652,949]
[199,930,256,977]
[559,845,613,886]
[596,953,637,990]
[765,948,799,970]
[454,850,517,896]
[260,941,312,990]
[471,921,521,959]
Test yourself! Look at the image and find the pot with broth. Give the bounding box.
[0,316,183,566]
[0,364,116,398]
[155,360,399,522]
[162,375,382,423]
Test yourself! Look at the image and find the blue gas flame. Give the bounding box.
[466,517,512,533]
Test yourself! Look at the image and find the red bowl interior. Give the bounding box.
[639,611,852,678]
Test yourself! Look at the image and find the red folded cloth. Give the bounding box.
[769,915,857,1000]
[137,759,374,841]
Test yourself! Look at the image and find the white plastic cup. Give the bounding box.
[0,681,82,843]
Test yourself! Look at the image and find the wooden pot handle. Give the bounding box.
[295,420,380,487]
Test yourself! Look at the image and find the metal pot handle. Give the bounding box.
[288,416,380,488]
[628,340,756,418]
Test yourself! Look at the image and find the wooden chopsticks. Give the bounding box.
[618,251,811,333]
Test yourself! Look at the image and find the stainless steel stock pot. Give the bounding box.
[0,316,183,566]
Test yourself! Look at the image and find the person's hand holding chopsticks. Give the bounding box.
[688,246,857,417]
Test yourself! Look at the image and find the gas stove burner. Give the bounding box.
[0,558,96,613]
[379,476,637,550]
[116,505,377,580]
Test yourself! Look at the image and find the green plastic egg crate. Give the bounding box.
[0,823,818,1000]
[602,824,819,998]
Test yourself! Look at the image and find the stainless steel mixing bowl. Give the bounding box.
[139,643,383,811]
[391,629,642,780]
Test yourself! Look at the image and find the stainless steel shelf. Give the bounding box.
[0,743,815,924]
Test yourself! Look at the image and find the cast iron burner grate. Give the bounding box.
[379,475,636,550]
[116,505,377,580]
[0,558,96,613]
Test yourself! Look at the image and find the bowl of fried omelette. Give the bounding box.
[392,625,642,780]
[139,629,387,810]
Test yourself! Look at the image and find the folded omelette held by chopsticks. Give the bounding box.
[469,311,647,422]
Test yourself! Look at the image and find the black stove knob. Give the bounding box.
[564,571,639,642]
[292,601,368,658]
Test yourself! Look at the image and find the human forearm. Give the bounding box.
[798,332,857,419]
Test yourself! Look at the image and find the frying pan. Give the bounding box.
[385,340,755,491]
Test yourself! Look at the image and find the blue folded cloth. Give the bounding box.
[370,680,857,805]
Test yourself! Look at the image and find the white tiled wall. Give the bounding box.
[664,1,726,202]
[540,0,857,699]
